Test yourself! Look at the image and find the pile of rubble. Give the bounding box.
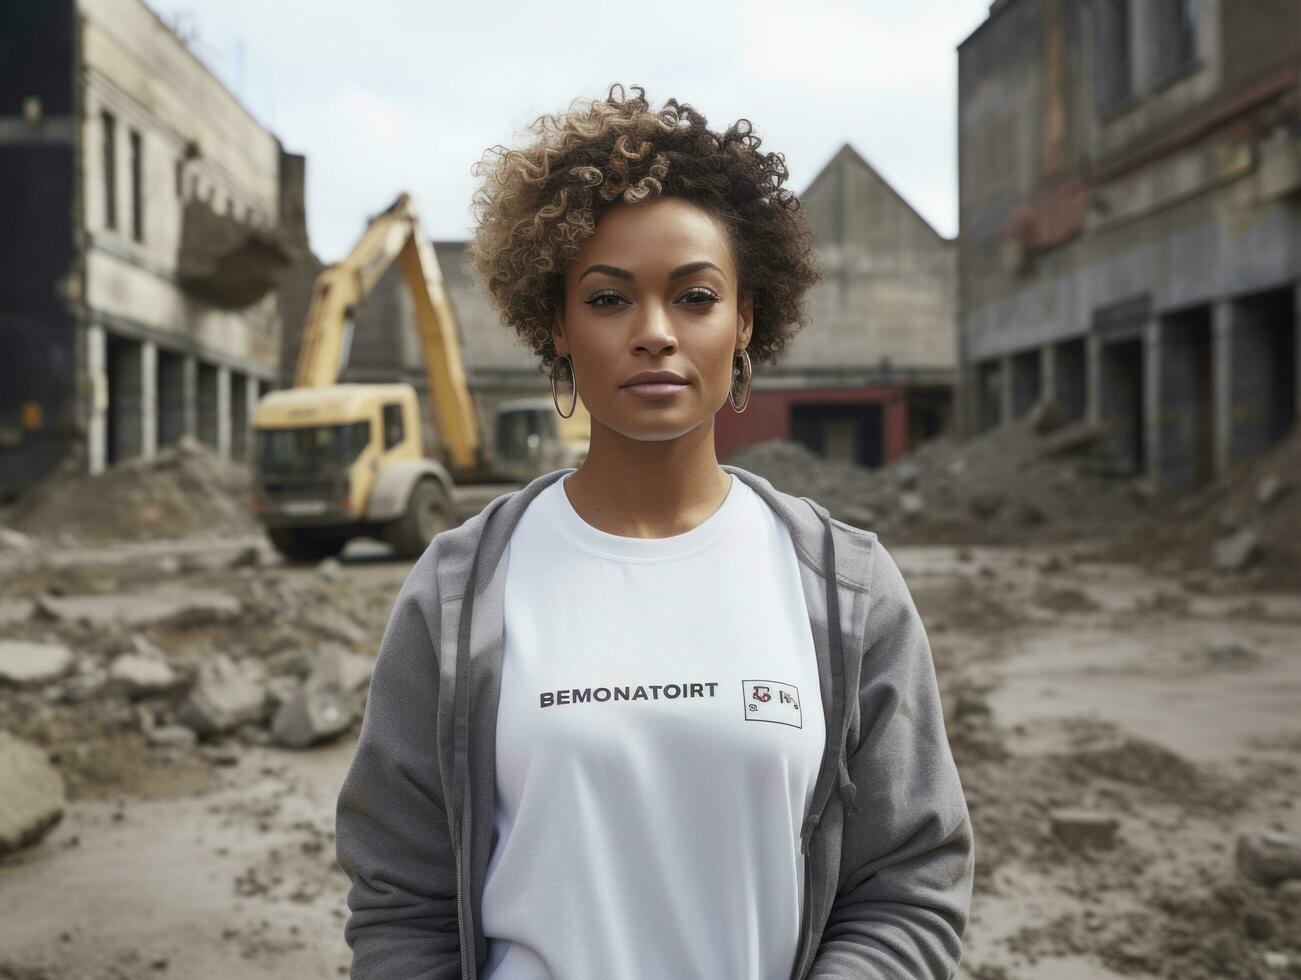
[727,405,1147,543]
[0,551,382,859]
[3,435,259,545]
[0,627,373,857]
[1104,426,1300,592]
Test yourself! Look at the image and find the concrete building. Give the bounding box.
[958,0,1300,493]
[714,144,956,466]
[334,143,957,469]
[0,0,312,500]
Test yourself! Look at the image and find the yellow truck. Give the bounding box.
[251,194,589,562]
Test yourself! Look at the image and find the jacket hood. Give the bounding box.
[439,464,871,834]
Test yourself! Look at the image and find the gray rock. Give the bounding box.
[145,724,198,751]
[265,675,301,711]
[32,589,241,627]
[317,557,342,580]
[0,528,34,553]
[1215,528,1262,573]
[269,648,370,749]
[321,648,374,696]
[308,607,368,647]
[1236,831,1301,886]
[0,640,75,687]
[109,653,180,698]
[271,683,353,749]
[895,461,919,489]
[0,729,66,856]
[1258,474,1291,507]
[177,655,267,738]
[229,545,261,569]
[1049,809,1120,850]
[898,492,925,520]
[1276,879,1301,901]
[199,742,243,766]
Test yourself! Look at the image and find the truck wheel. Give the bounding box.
[387,478,453,559]
[268,527,348,563]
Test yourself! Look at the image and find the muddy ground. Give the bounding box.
[1,500,1299,977]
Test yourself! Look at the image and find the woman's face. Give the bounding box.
[553,196,753,443]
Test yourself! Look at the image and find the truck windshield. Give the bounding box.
[255,420,370,473]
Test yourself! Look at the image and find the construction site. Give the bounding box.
[1,1,1300,978]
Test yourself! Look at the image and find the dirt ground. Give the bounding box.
[1,495,1299,977]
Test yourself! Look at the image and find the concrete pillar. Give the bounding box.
[246,375,260,461]
[1000,353,1014,426]
[1142,318,1162,488]
[216,365,231,459]
[1041,344,1057,406]
[86,324,107,476]
[141,340,158,460]
[182,355,197,439]
[1086,332,1102,426]
[1212,299,1233,477]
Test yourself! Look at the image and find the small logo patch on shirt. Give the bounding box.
[742,679,802,728]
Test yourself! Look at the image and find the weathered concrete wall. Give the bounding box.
[79,0,281,373]
[790,144,957,377]
[957,0,1301,490]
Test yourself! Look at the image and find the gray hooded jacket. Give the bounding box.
[335,464,975,980]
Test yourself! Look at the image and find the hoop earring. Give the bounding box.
[729,348,752,413]
[551,354,578,419]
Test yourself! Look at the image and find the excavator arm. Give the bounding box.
[291,193,487,474]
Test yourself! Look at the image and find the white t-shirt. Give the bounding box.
[481,470,826,980]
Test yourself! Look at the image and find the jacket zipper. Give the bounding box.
[792,825,814,980]
[457,840,471,980]
[790,750,841,980]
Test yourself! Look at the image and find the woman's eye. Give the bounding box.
[679,287,720,305]
[584,291,625,308]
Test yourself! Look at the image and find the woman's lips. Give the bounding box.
[622,382,689,398]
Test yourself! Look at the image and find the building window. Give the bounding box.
[101,110,117,230]
[175,158,184,198]
[382,403,404,450]
[1094,0,1132,113]
[1153,0,1197,81]
[129,129,144,243]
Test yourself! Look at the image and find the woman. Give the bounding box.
[335,84,974,980]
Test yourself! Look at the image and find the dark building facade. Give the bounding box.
[958,0,1300,492]
[1,0,312,501]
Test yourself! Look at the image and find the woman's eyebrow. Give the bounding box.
[577,260,724,283]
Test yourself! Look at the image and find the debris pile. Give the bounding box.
[0,547,391,855]
[4,436,258,545]
[727,406,1146,543]
[1104,426,1300,592]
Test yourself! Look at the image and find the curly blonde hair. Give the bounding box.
[467,83,821,377]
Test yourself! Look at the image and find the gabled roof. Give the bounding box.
[801,142,952,245]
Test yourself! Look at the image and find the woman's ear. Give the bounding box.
[552,309,566,357]
[736,295,754,349]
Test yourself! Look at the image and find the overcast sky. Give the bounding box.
[149,0,991,263]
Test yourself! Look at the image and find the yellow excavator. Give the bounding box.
[250,193,590,562]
